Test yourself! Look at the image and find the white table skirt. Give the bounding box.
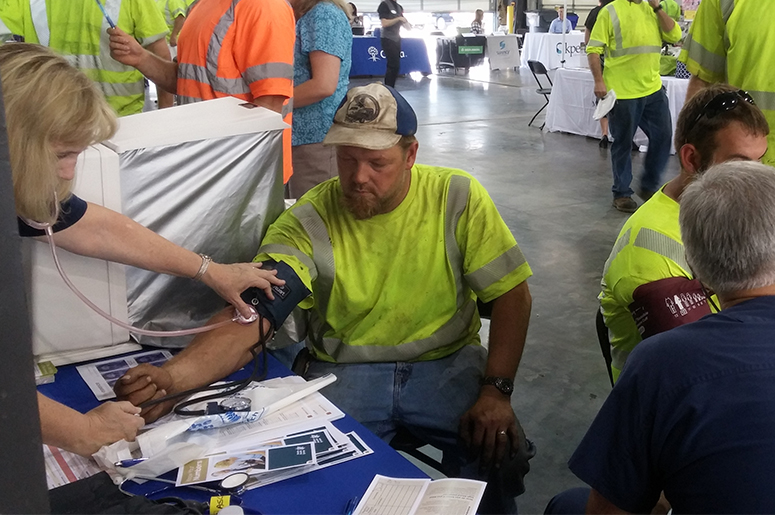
[544,67,689,154]
[486,34,520,70]
[520,32,587,70]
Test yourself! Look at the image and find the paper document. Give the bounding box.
[77,350,172,400]
[593,89,617,120]
[43,445,103,489]
[353,475,486,515]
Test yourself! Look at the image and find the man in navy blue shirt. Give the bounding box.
[547,161,775,514]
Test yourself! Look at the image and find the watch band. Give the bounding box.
[653,4,663,12]
[481,376,514,396]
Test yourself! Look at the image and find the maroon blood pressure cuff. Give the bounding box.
[629,276,712,340]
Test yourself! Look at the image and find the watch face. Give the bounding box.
[219,396,252,412]
[496,379,514,395]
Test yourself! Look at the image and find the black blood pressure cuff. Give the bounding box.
[240,260,311,329]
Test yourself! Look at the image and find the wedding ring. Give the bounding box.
[498,430,507,436]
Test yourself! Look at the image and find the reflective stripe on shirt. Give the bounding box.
[299,175,478,363]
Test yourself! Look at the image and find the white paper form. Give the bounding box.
[353,476,428,515]
[413,479,486,515]
[353,475,486,515]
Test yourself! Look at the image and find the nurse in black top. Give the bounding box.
[3,44,284,457]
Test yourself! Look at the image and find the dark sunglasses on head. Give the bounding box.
[685,90,756,135]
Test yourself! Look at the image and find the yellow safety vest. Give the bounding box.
[587,0,681,99]
[679,0,775,166]
[2,0,168,116]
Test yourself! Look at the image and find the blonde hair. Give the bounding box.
[294,0,351,21]
[0,44,117,225]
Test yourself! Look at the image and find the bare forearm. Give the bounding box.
[485,281,531,380]
[137,46,178,94]
[38,394,91,456]
[163,309,273,393]
[53,203,202,279]
[588,53,604,83]
[381,17,403,27]
[171,16,185,41]
[686,74,710,101]
[655,8,675,33]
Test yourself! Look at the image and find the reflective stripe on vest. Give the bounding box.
[682,32,726,76]
[256,243,318,281]
[179,0,294,102]
[464,245,527,293]
[602,228,632,277]
[605,3,661,58]
[721,0,735,23]
[29,0,137,96]
[30,0,49,46]
[633,227,689,272]
[750,90,775,112]
[298,176,477,363]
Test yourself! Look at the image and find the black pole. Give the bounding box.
[0,78,50,512]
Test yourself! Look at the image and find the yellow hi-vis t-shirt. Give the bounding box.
[0,0,168,116]
[679,0,775,167]
[255,164,532,364]
[587,0,681,100]
[599,187,719,382]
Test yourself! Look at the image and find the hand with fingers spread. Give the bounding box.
[114,363,174,423]
[201,261,286,319]
[459,390,520,473]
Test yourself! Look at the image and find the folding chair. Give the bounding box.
[527,60,552,130]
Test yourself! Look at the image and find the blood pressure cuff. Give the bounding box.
[240,259,311,329]
[629,276,712,340]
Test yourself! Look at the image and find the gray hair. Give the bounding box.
[680,161,775,296]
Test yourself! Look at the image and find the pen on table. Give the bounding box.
[94,0,117,28]
[343,496,360,515]
[114,458,149,468]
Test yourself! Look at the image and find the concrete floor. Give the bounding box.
[353,65,681,513]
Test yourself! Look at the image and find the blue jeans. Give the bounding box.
[304,345,533,514]
[608,88,672,198]
[544,487,591,514]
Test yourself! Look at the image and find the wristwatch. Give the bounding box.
[653,3,663,12]
[481,376,514,396]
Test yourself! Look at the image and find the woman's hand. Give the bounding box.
[77,402,145,456]
[202,262,286,319]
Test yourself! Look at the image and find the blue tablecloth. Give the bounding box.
[39,350,427,514]
[350,36,433,77]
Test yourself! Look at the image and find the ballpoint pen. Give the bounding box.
[342,496,360,515]
[94,0,117,29]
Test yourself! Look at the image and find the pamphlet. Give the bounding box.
[353,475,486,515]
[177,442,315,486]
[77,350,172,400]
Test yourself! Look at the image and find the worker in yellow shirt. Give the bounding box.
[679,0,775,167]
[0,0,171,116]
[599,83,768,384]
[587,0,681,213]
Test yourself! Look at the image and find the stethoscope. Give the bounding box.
[23,207,269,416]
[118,471,251,497]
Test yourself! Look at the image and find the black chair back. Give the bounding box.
[595,309,615,387]
[527,60,553,89]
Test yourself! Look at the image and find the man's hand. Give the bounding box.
[115,363,175,423]
[202,262,286,320]
[169,34,178,47]
[459,389,520,472]
[108,27,147,68]
[79,401,145,455]
[648,0,661,8]
[594,79,608,99]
